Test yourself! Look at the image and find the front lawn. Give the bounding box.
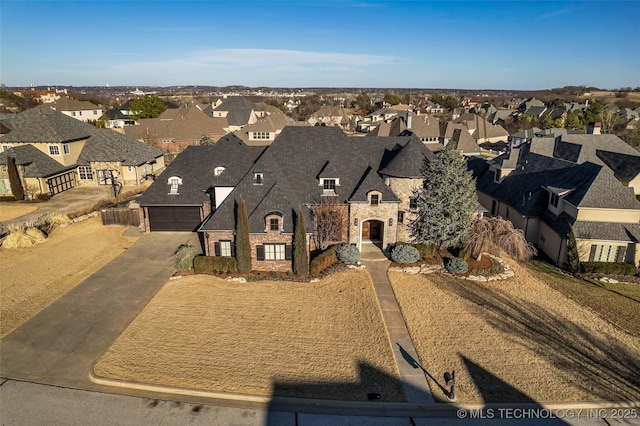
[523,259,640,336]
[93,270,405,402]
[389,258,640,403]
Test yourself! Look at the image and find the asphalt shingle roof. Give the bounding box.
[1,145,74,178]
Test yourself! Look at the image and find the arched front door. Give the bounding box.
[362,220,383,242]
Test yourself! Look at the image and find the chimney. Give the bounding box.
[406,112,412,129]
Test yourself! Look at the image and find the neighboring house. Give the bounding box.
[203,96,266,132]
[307,106,351,129]
[103,108,137,128]
[454,113,509,144]
[357,107,401,133]
[0,108,164,196]
[367,112,483,156]
[234,107,302,146]
[123,102,227,162]
[138,126,435,272]
[469,133,640,267]
[45,97,103,122]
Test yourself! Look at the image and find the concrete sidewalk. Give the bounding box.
[360,242,435,405]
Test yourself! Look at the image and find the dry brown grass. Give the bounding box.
[0,216,137,338]
[0,204,39,222]
[389,259,640,403]
[94,270,405,402]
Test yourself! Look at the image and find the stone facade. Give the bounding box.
[349,201,399,251]
[388,177,422,243]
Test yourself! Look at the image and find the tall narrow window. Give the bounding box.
[63,144,70,155]
[409,197,418,209]
[550,193,559,208]
[370,194,379,206]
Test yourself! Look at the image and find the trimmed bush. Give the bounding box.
[194,256,238,274]
[391,244,420,264]
[174,244,198,271]
[445,257,468,274]
[580,261,636,276]
[310,246,338,276]
[336,244,360,264]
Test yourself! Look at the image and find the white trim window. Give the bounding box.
[264,243,286,260]
[220,241,232,257]
[49,145,60,156]
[168,176,183,194]
[63,144,70,155]
[78,166,92,180]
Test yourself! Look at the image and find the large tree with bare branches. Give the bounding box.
[310,200,348,251]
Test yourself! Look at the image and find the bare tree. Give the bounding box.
[310,200,348,251]
[600,108,620,134]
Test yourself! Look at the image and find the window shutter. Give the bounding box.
[285,245,293,260]
[588,245,597,262]
[214,242,221,256]
[231,242,236,257]
[256,245,265,261]
[616,246,626,263]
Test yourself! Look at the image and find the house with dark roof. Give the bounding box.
[138,126,434,272]
[469,133,640,266]
[0,108,163,196]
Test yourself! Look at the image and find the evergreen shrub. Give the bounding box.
[445,257,468,274]
[580,261,636,276]
[391,244,420,264]
[336,244,360,264]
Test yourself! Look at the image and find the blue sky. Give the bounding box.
[1,1,639,89]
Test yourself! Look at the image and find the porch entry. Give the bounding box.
[362,220,383,241]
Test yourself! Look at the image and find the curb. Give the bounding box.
[87,370,639,417]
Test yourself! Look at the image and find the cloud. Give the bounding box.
[538,7,571,19]
[186,48,397,67]
[106,48,400,85]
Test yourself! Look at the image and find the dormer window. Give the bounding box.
[214,166,225,177]
[265,212,283,233]
[494,169,501,183]
[168,176,182,194]
[323,179,336,191]
[370,194,379,205]
[254,172,264,185]
[320,178,339,195]
[270,218,279,231]
[550,193,559,208]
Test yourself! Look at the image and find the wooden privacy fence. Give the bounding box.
[101,208,140,227]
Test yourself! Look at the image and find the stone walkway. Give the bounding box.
[359,242,434,404]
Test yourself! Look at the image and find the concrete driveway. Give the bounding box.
[0,230,200,389]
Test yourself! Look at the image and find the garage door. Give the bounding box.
[148,206,202,231]
[47,171,77,195]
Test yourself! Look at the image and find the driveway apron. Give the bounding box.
[0,231,200,388]
[360,242,434,404]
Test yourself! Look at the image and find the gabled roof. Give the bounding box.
[348,166,399,203]
[0,145,74,178]
[379,137,431,178]
[137,134,264,206]
[123,103,227,141]
[0,107,93,142]
[46,97,101,112]
[596,150,640,182]
[77,130,164,166]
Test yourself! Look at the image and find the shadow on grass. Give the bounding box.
[434,279,640,402]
